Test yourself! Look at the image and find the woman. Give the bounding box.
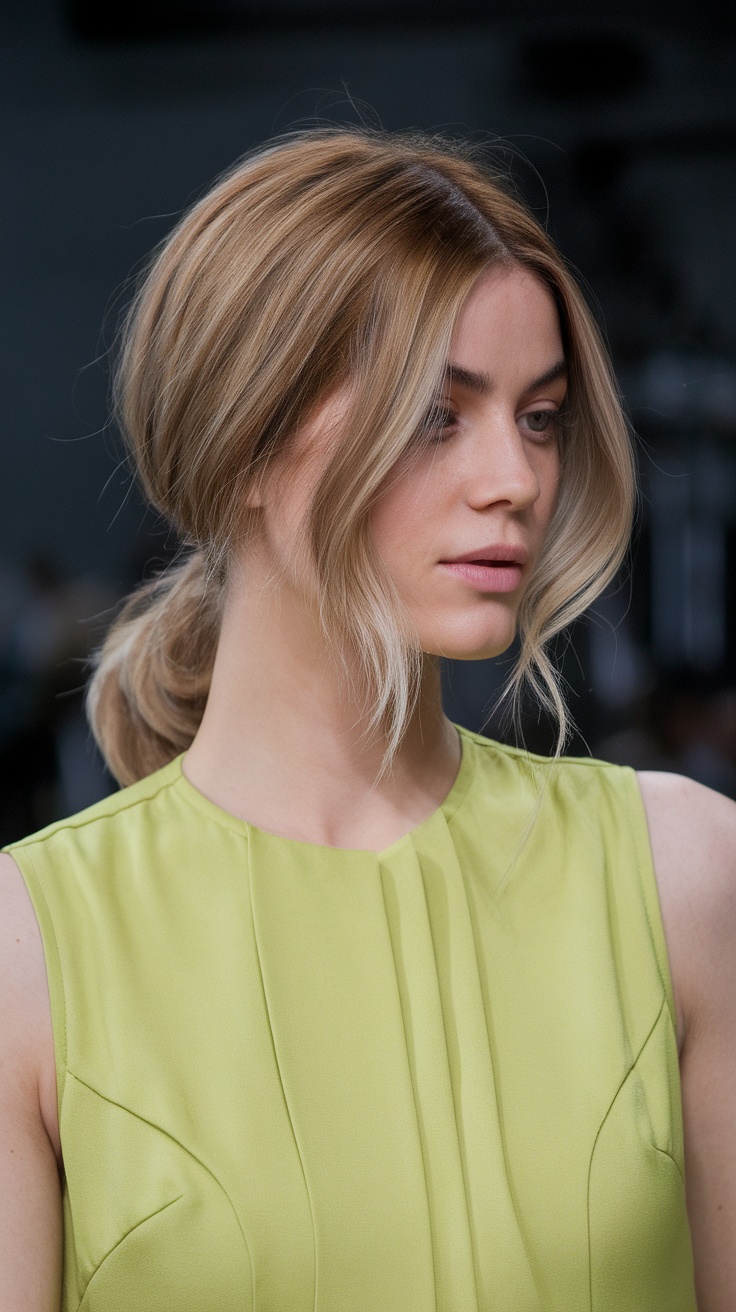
[1,129,734,1311]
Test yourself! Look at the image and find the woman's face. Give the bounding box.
[370,264,566,660]
[248,263,565,663]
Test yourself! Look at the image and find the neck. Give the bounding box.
[183,559,461,851]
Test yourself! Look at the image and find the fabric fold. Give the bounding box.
[5,726,697,1311]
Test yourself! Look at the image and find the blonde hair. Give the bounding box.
[88,128,635,786]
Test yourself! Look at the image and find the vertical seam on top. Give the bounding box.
[417,840,481,1312]
[246,831,318,1312]
[378,855,439,1312]
[458,863,544,1306]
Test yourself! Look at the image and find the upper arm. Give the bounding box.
[638,772,736,1312]
[0,852,63,1310]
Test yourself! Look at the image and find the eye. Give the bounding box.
[520,407,560,438]
[417,404,458,443]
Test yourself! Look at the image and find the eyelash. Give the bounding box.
[419,405,563,444]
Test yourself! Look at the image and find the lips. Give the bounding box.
[438,544,528,595]
[440,544,529,566]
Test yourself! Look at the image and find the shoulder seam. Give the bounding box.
[5,769,181,853]
[457,727,622,772]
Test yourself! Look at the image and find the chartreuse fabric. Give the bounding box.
[6,724,697,1311]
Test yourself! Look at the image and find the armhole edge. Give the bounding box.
[3,844,68,1132]
[621,766,679,1036]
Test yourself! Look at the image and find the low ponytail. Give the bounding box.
[87,553,222,787]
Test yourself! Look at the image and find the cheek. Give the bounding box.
[369,471,438,571]
[369,500,405,574]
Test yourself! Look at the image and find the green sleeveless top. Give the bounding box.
[7,725,697,1311]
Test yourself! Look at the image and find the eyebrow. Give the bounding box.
[445,357,568,396]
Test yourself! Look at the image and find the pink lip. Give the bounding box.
[439,544,528,594]
[442,544,529,566]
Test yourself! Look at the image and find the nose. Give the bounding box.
[464,415,541,513]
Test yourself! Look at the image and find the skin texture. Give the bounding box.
[638,773,736,1311]
[0,264,734,1307]
[185,266,565,850]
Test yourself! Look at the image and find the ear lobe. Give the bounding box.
[244,467,268,510]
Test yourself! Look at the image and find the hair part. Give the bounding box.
[88,127,635,786]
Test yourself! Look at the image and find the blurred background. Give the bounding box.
[1,0,735,840]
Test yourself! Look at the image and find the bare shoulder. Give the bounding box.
[0,852,60,1159]
[637,772,736,1309]
[637,771,736,1039]
[637,772,736,984]
[637,770,736,891]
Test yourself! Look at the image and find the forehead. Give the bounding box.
[450,266,563,379]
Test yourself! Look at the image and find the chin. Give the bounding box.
[419,616,519,662]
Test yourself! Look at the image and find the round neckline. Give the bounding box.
[175,722,477,861]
